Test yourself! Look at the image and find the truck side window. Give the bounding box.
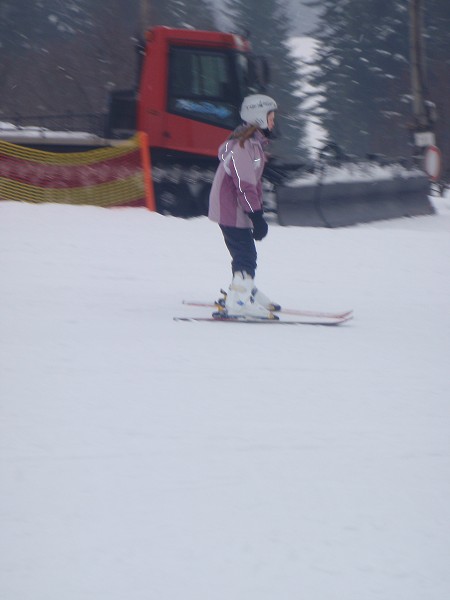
[168,47,240,129]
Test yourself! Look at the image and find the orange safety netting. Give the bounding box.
[0,133,154,209]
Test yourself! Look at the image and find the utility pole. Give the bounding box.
[409,0,437,151]
[135,0,151,85]
[140,0,151,36]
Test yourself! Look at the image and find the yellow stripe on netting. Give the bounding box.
[0,172,145,207]
[0,135,140,166]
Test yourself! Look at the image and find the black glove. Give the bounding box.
[248,210,268,241]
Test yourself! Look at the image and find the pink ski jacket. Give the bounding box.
[208,128,268,228]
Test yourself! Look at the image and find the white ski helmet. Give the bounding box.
[240,94,277,128]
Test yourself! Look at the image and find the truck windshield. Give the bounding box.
[237,52,270,96]
[168,46,261,129]
[235,53,264,96]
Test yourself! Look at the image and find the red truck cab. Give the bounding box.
[138,27,254,157]
[107,27,268,156]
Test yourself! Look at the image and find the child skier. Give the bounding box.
[208,94,280,319]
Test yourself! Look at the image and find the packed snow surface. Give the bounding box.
[1,195,450,600]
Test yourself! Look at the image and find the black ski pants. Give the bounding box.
[220,225,257,278]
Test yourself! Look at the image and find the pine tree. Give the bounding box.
[143,0,217,30]
[306,0,449,173]
[0,0,217,119]
[306,0,411,157]
[224,0,308,159]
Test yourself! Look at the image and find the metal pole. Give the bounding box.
[409,0,438,165]
[409,0,427,128]
[140,0,151,36]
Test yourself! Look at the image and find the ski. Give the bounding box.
[174,314,353,326]
[182,299,353,320]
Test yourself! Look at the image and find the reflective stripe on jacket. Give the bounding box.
[208,129,267,228]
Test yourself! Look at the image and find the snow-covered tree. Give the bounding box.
[306,1,410,156]
[140,0,217,31]
[0,0,138,118]
[224,0,309,159]
[0,0,217,120]
[307,0,450,172]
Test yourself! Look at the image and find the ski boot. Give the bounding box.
[219,271,278,320]
[216,277,281,314]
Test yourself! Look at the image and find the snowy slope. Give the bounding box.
[1,196,450,600]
